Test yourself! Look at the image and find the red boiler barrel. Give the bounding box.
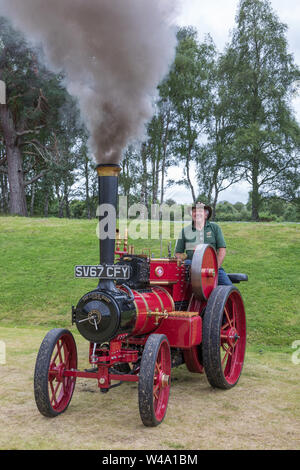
[130,286,175,336]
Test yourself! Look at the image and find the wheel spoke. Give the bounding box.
[52,347,59,364]
[232,301,236,329]
[64,349,70,366]
[156,349,162,370]
[221,350,229,367]
[62,377,67,394]
[57,340,64,363]
[220,325,230,339]
[221,341,230,352]
[52,340,64,365]
[224,307,232,328]
[153,383,160,401]
[221,344,232,366]
[49,380,60,406]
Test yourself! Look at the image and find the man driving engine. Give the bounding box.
[175,203,232,286]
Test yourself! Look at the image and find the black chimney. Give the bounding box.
[96,163,121,290]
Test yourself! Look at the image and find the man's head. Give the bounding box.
[191,203,212,225]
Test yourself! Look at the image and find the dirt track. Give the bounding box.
[0,327,299,450]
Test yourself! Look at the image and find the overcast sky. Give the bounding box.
[165,0,300,205]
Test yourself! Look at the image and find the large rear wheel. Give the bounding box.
[183,294,204,373]
[138,334,171,427]
[34,328,77,417]
[203,286,246,389]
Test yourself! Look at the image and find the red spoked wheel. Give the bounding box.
[34,328,77,417]
[203,286,246,389]
[138,334,171,427]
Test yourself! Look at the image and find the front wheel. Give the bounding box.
[34,328,77,417]
[138,334,171,427]
[203,286,246,389]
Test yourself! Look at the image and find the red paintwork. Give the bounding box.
[64,369,139,384]
[95,255,209,389]
[150,259,192,303]
[129,286,174,336]
[59,248,225,390]
[154,315,202,349]
[88,338,139,366]
[127,258,206,350]
[199,246,219,300]
[150,259,179,283]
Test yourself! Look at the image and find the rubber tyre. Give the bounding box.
[203,286,246,389]
[138,334,171,427]
[34,328,77,417]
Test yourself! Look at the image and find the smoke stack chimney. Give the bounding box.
[96,163,121,290]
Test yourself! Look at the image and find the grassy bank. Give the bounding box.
[0,216,299,349]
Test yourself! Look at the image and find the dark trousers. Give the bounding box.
[218,267,232,286]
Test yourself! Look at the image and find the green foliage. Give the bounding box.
[214,196,299,222]
[0,8,299,221]
[0,16,90,217]
[222,0,300,220]
[234,202,245,212]
[166,29,216,202]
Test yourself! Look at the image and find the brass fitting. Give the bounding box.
[96,164,121,177]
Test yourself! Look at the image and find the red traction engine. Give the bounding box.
[34,164,248,427]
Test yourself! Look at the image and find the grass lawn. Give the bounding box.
[0,216,299,350]
[0,325,299,450]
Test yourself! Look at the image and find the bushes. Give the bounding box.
[214,199,299,222]
[215,201,251,222]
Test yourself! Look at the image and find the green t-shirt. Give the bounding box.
[175,221,226,260]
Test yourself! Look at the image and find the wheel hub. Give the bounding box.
[48,361,66,383]
[227,327,240,347]
[159,372,170,389]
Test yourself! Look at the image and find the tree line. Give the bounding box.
[0,0,299,222]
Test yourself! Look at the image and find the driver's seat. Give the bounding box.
[227,273,248,284]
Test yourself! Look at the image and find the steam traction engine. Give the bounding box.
[34,164,248,427]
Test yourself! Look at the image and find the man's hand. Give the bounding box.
[217,248,226,268]
[175,253,187,263]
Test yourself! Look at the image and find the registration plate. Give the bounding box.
[75,264,131,280]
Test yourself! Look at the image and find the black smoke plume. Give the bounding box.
[0,0,178,163]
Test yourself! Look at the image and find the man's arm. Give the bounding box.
[213,223,227,268]
[217,247,226,268]
[175,229,187,261]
